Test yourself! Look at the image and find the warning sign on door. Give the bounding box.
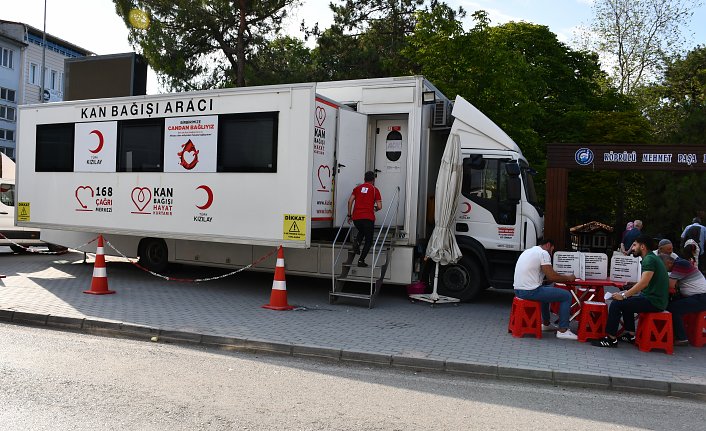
[283,214,306,241]
[17,202,30,222]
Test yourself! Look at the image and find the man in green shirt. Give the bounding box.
[592,234,669,348]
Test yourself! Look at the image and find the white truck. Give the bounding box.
[15,76,543,304]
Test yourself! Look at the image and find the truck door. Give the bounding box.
[374,119,407,226]
[458,155,522,251]
[334,109,368,227]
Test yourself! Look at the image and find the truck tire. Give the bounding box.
[437,255,484,302]
[138,238,169,272]
[47,243,69,254]
[9,244,26,254]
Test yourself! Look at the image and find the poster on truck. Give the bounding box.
[311,98,337,227]
[163,115,218,172]
[74,121,117,172]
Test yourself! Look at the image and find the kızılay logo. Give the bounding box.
[575,148,594,166]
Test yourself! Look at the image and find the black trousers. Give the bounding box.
[353,219,374,260]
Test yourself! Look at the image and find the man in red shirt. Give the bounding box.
[347,171,382,267]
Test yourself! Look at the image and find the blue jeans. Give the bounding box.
[515,285,572,330]
[667,293,706,341]
[606,295,660,336]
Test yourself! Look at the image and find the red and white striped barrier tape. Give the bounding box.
[104,239,279,282]
[0,232,97,255]
[2,231,279,283]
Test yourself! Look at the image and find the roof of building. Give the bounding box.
[569,221,615,234]
[0,20,94,56]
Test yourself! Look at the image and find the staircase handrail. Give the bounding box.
[370,186,400,284]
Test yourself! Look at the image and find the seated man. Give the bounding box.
[513,239,578,340]
[592,234,669,348]
[653,238,679,260]
[660,254,706,346]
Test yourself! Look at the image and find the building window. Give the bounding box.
[29,63,39,85]
[0,105,16,122]
[0,147,14,159]
[50,70,57,90]
[35,123,74,172]
[0,129,15,141]
[0,87,16,102]
[217,112,278,172]
[1,47,14,69]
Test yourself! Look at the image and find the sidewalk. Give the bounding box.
[1,249,705,399]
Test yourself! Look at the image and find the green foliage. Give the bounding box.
[246,37,314,86]
[113,0,299,90]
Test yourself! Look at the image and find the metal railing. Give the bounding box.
[330,186,400,295]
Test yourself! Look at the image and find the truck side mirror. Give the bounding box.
[506,162,521,204]
[505,162,520,176]
[468,154,485,170]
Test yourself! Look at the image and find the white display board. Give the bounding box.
[553,251,609,280]
[610,255,641,283]
[17,86,318,247]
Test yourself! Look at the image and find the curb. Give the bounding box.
[2,309,704,401]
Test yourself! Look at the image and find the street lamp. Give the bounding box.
[39,0,47,103]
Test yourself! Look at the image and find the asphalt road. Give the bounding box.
[0,323,703,430]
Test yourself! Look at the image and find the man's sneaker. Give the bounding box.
[556,330,578,340]
[591,336,618,348]
[674,339,690,346]
[541,323,558,332]
[357,260,369,268]
[617,333,635,343]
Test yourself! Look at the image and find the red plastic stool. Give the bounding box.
[508,297,542,339]
[635,311,673,354]
[576,301,608,342]
[683,311,706,347]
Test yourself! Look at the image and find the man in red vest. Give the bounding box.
[347,171,382,267]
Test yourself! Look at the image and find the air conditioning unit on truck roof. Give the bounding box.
[15,76,543,305]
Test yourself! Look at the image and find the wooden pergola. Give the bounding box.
[545,144,706,250]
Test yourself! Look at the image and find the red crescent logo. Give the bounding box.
[89,130,104,154]
[461,202,471,214]
[196,185,213,210]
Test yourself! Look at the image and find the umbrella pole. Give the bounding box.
[431,262,440,301]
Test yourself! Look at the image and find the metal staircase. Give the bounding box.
[330,187,400,308]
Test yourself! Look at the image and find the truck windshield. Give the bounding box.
[519,161,538,206]
[0,183,14,206]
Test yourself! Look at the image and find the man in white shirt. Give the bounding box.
[513,239,579,340]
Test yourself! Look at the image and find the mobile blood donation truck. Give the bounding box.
[15,76,544,306]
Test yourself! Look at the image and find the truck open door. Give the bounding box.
[333,109,368,227]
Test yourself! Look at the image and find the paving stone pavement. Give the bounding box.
[1,249,705,398]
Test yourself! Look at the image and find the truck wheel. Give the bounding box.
[9,244,26,254]
[138,238,169,272]
[47,243,69,254]
[437,255,484,301]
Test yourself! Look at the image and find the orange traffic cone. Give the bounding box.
[262,246,294,310]
[83,235,115,295]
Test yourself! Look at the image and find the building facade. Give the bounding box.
[0,20,92,159]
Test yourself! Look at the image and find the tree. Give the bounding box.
[246,36,314,86]
[113,0,300,90]
[304,0,430,80]
[585,0,702,95]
